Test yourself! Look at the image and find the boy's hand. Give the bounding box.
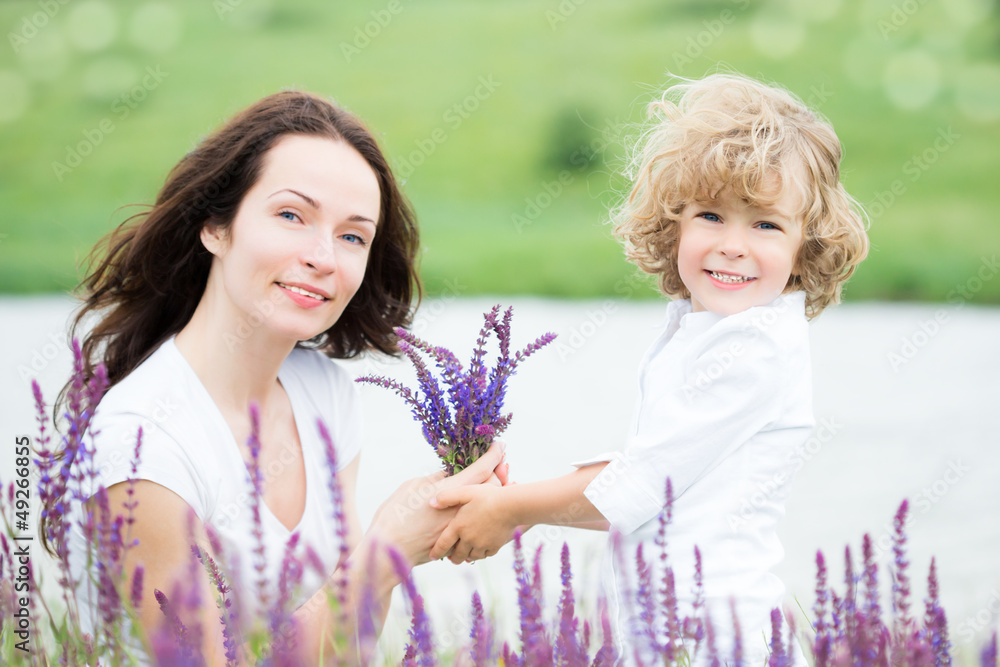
[428,485,518,563]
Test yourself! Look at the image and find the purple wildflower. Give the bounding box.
[768,608,786,666]
[93,487,124,642]
[123,426,145,553]
[861,533,889,664]
[730,597,744,667]
[192,545,241,666]
[357,305,556,474]
[634,543,658,658]
[924,558,952,667]
[316,418,350,628]
[982,632,998,667]
[469,591,494,666]
[591,600,618,667]
[555,543,585,666]
[512,531,549,666]
[131,564,145,612]
[655,478,681,660]
[268,532,304,662]
[387,546,436,666]
[245,402,269,614]
[891,500,913,650]
[813,550,832,667]
[153,588,203,666]
[683,545,706,649]
[704,608,720,667]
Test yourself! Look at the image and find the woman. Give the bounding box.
[56,91,507,663]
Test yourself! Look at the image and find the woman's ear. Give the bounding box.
[200,220,229,257]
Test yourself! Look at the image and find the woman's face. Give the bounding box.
[201,134,381,344]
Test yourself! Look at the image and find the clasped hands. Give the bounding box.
[370,440,520,569]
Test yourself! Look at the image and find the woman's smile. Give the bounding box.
[276,281,331,308]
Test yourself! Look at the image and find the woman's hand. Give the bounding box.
[367,440,507,566]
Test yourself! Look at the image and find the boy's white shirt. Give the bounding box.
[574,291,813,665]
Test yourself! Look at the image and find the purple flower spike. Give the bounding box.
[316,418,351,629]
[634,543,658,657]
[730,597,744,667]
[592,599,619,667]
[469,591,493,666]
[813,550,832,667]
[131,564,145,612]
[153,588,202,665]
[554,543,584,666]
[704,608,720,667]
[387,546,436,666]
[891,500,913,646]
[512,532,549,666]
[768,608,786,667]
[244,401,270,615]
[982,632,997,667]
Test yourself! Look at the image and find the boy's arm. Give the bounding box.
[428,462,608,562]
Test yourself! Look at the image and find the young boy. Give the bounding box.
[429,72,869,664]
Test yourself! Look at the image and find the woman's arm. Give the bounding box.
[103,442,505,664]
[293,440,507,662]
[103,480,234,666]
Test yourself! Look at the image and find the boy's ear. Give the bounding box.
[200,220,229,257]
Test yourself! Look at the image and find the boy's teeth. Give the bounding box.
[709,271,753,284]
[279,283,326,300]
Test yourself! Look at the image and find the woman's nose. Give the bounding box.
[302,236,338,274]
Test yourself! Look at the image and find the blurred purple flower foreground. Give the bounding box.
[3,340,999,665]
[357,304,556,474]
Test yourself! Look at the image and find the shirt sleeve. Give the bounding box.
[584,325,786,535]
[86,412,207,517]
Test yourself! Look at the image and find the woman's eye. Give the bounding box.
[278,210,300,223]
[342,233,367,246]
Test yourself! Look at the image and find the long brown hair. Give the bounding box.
[56,89,421,436]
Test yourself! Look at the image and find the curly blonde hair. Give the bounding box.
[613,73,869,318]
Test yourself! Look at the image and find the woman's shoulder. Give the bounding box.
[93,337,193,427]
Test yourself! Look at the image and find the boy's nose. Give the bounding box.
[718,228,748,258]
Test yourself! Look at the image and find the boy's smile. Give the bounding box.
[677,179,804,316]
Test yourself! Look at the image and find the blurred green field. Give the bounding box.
[1,0,998,302]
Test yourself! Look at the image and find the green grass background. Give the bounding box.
[1,0,998,302]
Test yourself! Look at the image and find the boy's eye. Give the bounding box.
[699,212,720,222]
[757,221,780,231]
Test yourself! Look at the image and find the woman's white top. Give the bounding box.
[67,335,362,642]
[576,292,813,665]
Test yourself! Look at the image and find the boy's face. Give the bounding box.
[677,177,804,316]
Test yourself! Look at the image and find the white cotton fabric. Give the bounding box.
[576,292,813,666]
[67,335,362,647]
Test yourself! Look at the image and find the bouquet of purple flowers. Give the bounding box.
[357,304,556,474]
